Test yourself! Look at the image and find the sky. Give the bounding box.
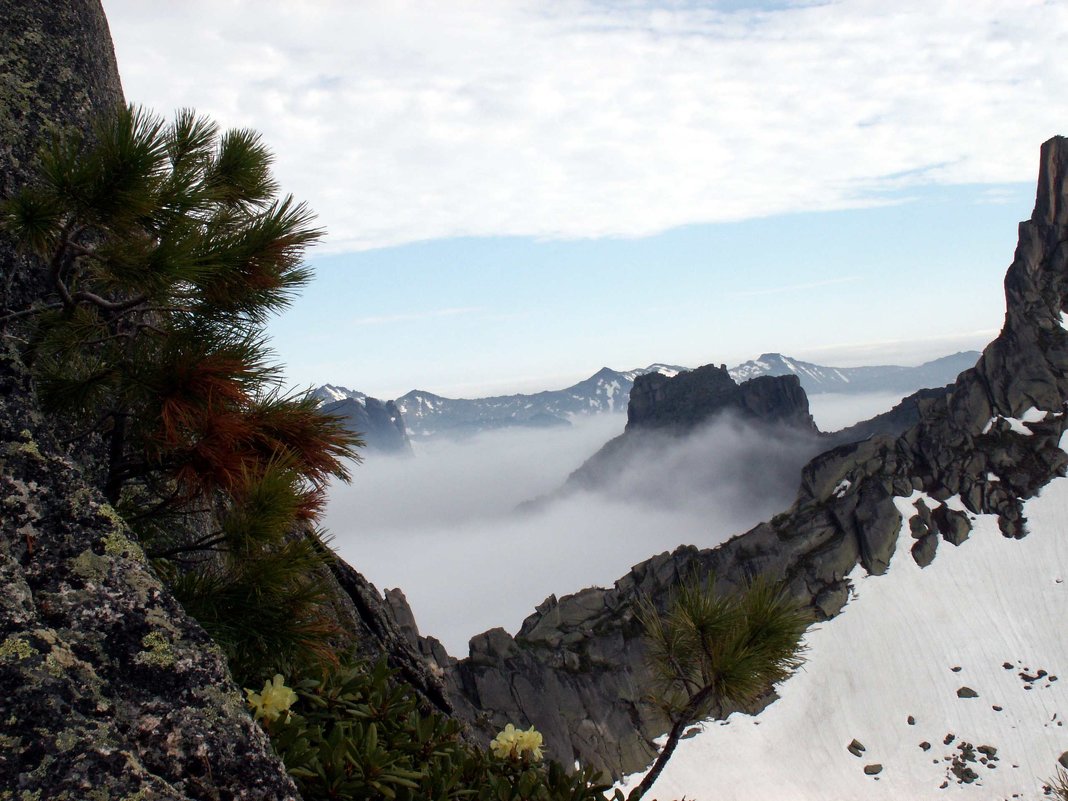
[99,0,1068,399]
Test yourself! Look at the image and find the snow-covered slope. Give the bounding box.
[312,383,367,404]
[619,479,1068,800]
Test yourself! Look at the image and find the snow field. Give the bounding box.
[618,482,1068,800]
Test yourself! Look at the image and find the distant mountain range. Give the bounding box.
[314,364,687,440]
[314,351,980,445]
[728,351,979,394]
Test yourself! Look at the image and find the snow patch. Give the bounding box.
[832,479,852,498]
[618,484,1068,800]
[982,407,1047,437]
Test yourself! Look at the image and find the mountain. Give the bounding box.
[729,351,980,394]
[408,136,1068,794]
[362,364,687,440]
[318,352,975,445]
[313,388,413,455]
[562,366,822,497]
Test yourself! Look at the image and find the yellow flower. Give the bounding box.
[491,723,520,758]
[490,723,543,761]
[245,674,297,723]
[515,726,543,761]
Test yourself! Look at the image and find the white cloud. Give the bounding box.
[102,1,1067,251]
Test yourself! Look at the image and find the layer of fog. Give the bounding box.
[326,409,841,657]
[808,391,906,432]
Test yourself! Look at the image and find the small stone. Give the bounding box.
[920,741,931,751]
[944,733,956,745]
[951,666,962,672]
[992,705,1003,712]
[1059,751,1068,770]
[864,764,882,776]
[1003,662,1013,670]
[847,738,866,757]
[907,715,916,725]
[957,686,979,698]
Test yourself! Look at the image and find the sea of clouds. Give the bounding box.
[325,391,900,655]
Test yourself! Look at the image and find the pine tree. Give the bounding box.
[629,574,809,801]
[2,105,362,682]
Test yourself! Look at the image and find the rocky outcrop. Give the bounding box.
[0,1,124,316]
[438,136,1068,781]
[826,385,952,445]
[0,346,302,799]
[560,366,819,497]
[626,365,817,434]
[321,396,413,455]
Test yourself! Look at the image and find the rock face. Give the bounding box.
[320,396,413,455]
[561,366,820,497]
[0,0,124,316]
[826,385,952,444]
[626,365,817,434]
[1,4,451,797]
[0,346,302,799]
[437,136,1068,780]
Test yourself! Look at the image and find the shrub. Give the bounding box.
[260,657,622,801]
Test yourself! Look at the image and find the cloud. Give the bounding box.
[323,412,834,655]
[102,1,1067,252]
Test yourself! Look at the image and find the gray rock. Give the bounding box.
[957,686,979,698]
[864,764,883,775]
[626,365,818,434]
[911,531,938,568]
[847,738,866,757]
[933,504,972,546]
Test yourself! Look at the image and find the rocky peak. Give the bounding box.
[626,363,816,434]
[320,395,413,455]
